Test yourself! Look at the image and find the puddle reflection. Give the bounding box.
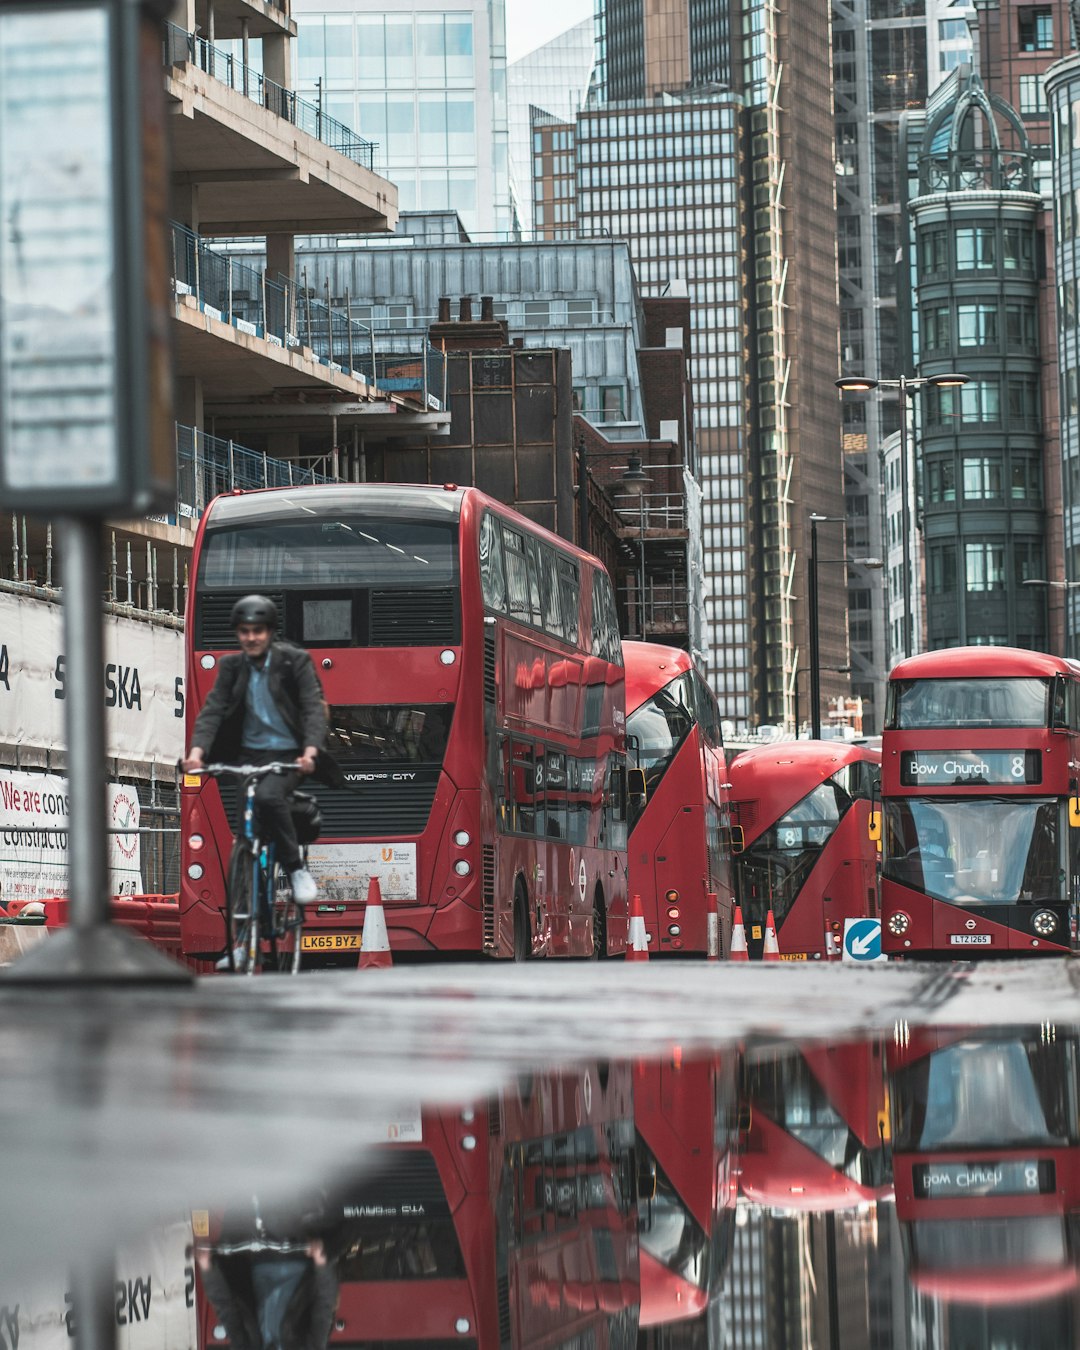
[6,1025,1079,1348]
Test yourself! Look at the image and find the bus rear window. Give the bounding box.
[888,678,1049,729]
[199,518,458,590]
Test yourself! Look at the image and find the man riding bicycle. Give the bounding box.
[183,595,328,912]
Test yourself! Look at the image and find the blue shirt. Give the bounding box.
[241,651,298,752]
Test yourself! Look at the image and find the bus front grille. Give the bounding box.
[218,776,439,838]
[369,589,459,645]
[197,592,286,649]
[482,845,496,950]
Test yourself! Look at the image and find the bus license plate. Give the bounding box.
[301,933,361,952]
[949,933,991,946]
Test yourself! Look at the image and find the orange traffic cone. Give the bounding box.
[763,909,780,961]
[626,892,649,961]
[729,905,748,961]
[707,892,719,961]
[359,876,392,969]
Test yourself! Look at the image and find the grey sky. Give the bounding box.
[506,0,592,62]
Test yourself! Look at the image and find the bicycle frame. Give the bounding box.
[200,763,304,974]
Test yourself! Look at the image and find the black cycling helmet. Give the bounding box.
[231,594,278,630]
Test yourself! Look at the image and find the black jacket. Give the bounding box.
[200,1256,339,1350]
[192,641,328,767]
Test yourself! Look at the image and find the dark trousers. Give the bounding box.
[241,746,302,873]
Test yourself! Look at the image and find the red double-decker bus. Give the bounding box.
[888,1027,1080,1341]
[197,1062,640,1350]
[726,741,880,961]
[738,1041,891,1213]
[179,485,629,962]
[623,642,734,956]
[635,1050,741,1342]
[881,647,1080,957]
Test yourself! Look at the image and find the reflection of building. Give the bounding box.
[293,0,516,236]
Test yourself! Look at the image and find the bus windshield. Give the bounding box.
[891,1040,1072,1151]
[912,1217,1067,1272]
[883,798,1060,905]
[736,777,851,925]
[627,673,695,821]
[639,1162,709,1291]
[199,517,458,590]
[889,678,1049,730]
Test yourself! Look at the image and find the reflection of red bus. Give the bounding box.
[179,485,628,962]
[739,1042,890,1212]
[624,642,734,956]
[727,742,880,961]
[635,1051,741,1339]
[329,1064,639,1349]
[881,647,1080,957]
[888,1027,1080,1341]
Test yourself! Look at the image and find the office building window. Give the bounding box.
[1018,7,1053,51]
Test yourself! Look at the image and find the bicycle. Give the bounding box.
[197,762,311,974]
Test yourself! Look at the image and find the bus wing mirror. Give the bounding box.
[1052,676,1069,732]
[728,824,745,854]
[868,810,881,842]
[1070,797,1080,828]
[627,768,647,802]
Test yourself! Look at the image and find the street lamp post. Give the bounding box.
[836,372,970,659]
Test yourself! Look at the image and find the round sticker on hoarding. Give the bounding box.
[578,858,587,903]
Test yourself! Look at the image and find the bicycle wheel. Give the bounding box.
[226,839,259,973]
[271,863,302,974]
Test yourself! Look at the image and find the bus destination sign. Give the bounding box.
[913,1159,1054,1198]
[900,749,1041,787]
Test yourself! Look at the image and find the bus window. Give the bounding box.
[558,557,581,644]
[889,677,1049,729]
[540,543,563,639]
[504,528,531,620]
[479,511,508,613]
[524,536,544,627]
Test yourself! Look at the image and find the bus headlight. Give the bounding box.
[188,834,204,851]
[453,830,471,847]
[455,1320,471,1335]
[453,859,471,877]
[1032,909,1058,937]
[440,649,457,665]
[187,863,204,880]
[460,1135,477,1151]
[887,911,910,936]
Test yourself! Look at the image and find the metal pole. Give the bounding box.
[639,503,646,639]
[810,518,822,739]
[577,435,589,549]
[899,375,913,659]
[69,1253,116,1350]
[793,668,800,739]
[56,520,109,930]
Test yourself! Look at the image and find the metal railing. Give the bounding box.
[614,492,688,532]
[176,425,334,521]
[171,225,447,410]
[164,23,377,171]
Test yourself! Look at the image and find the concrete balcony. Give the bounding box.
[164,24,396,235]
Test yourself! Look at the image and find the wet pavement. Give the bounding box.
[3,959,1080,1346]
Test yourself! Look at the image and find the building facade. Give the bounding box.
[293,0,516,236]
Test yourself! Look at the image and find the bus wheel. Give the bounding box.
[591,889,607,959]
[512,886,530,963]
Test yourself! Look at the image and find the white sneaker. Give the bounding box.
[290,868,318,905]
[217,945,247,972]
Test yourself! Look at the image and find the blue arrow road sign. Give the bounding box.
[842,917,887,964]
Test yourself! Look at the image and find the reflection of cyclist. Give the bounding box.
[196,1241,339,1350]
[183,595,328,906]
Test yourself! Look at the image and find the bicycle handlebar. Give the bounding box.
[193,762,298,778]
[203,1237,313,1256]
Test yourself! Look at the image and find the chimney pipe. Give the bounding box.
[437,296,451,323]
[481,295,494,322]
[459,296,473,322]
